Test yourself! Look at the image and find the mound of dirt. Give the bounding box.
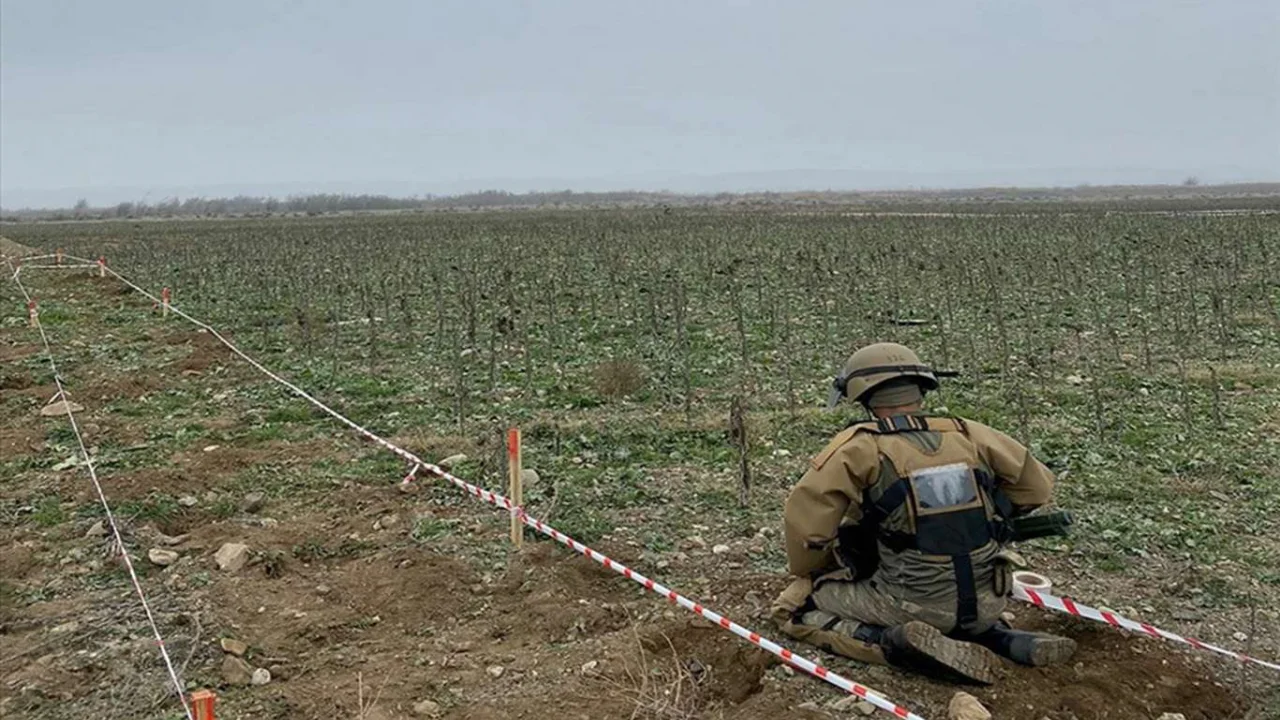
[953,614,1240,720]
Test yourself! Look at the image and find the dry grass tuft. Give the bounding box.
[590,624,706,720]
[595,360,647,399]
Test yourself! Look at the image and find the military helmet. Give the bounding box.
[827,342,941,409]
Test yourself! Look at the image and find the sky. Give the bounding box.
[1,0,1278,208]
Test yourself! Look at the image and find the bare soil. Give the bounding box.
[1,265,1272,720]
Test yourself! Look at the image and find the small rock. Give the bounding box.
[215,542,251,572]
[51,621,80,634]
[242,492,266,514]
[251,667,271,685]
[948,691,991,720]
[521,468,540,485]
[712,544,731,555]
[1157,715,1187,720]
[1000,611,1016,624]
[203,445,220,452]
[147,548,179,567]
[438,454,468,469]
[376,513,399,530]
[685,535,707,550]
[221,655,254,686]
[219,638,249,657]
[413,699,442,717]
[155,530,189,546]
[84,520,108,538]
[315,584,332,596]
[39,399,84,417]
[796,701,824,714]
[580,660,599,674]
[829,696,877,715]
[486,665,505,678]
[177,495,198,508]
[1065,374,1086,386]
[268,664,289,681]
[1233,631,1248,642]
[757,526,775,537]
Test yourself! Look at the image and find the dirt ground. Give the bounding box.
[2,258,1274,720]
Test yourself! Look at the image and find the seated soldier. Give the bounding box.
[772,342,1077,684]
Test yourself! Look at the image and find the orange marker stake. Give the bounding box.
[97,256,106,278]
[162,287,171,317]
[508,427,523,548]
[190,689,216,720]
[27,299,37,328]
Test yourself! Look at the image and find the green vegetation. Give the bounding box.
[6,207,1279,602]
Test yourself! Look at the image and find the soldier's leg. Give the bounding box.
[773,576,1002,684]
[811,576,1002,684]
[956,620,1077,667]
[771,577,888,665]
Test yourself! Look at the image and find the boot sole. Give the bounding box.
[1025,636,1077,667]
[900,621,1002,685]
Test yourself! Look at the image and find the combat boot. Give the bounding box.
[966,622,1076,667]
[878,621,1002,685]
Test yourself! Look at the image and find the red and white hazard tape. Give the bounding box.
[1014,583,1280,671]
[15,253,1280,720]
[18,254,927,720]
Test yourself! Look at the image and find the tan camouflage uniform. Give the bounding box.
[772,414,1055,664]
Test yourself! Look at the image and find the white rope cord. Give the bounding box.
[63,255,929,719]
[3,254,195,720]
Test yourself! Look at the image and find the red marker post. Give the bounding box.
[27,299,37,328]
[508,427,523,548]
[97,256,106,278]
[162,287,171,317]
[190,689,216,720]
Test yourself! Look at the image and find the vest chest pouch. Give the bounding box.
[909,463,991,557]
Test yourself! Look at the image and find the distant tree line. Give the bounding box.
[0,190,693,221]
[2,184,1277,222]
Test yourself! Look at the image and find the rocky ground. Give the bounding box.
[2,245,1277,719]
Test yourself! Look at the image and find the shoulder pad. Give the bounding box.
[810,427,859,470]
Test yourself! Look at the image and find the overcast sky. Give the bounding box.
[2,0,1277,207]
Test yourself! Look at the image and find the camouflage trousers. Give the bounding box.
[771,570,1008,664]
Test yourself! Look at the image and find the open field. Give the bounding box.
[2,206,1279,719]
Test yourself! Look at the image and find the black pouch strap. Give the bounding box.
[863,480,911,526]
[952,554,979,632]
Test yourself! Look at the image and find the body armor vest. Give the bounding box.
[837,415,1013,632]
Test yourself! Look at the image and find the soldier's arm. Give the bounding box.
[784,430,878,577]
[966,421,1055,515]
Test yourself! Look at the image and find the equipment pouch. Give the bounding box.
[991,549,1023,597]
